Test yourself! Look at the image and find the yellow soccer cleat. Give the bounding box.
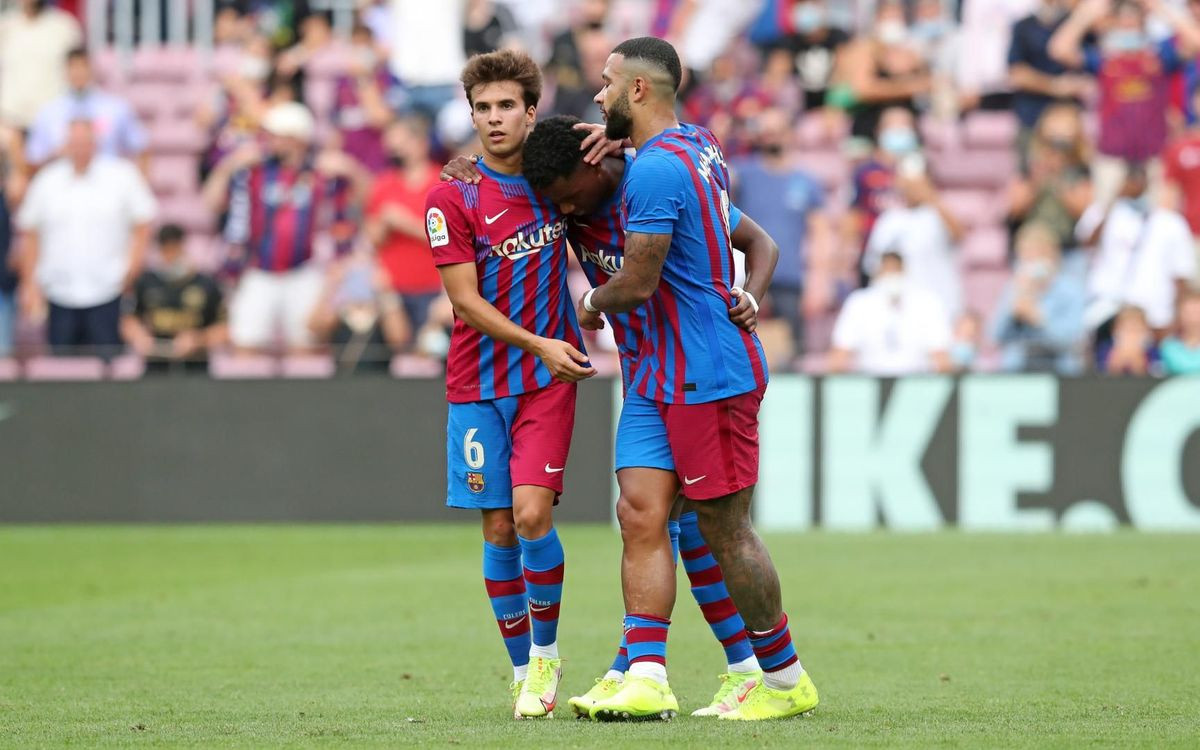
[567,676,624,719]
[719,670,819,721]
[514,657,561,719]
[690,671,762,717]
[589,675,679,722]
[509,679,523,720]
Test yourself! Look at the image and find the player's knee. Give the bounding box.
[616,494,663,540]
[511,503,552,539]
[481,513,517,546]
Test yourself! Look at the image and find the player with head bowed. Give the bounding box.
[578,36,820,721]
[423,49,600,720]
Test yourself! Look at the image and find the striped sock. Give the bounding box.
[668,519,681,564]
[482,542,530,674]
[748,613,803,691]
[624,613,670,682]
[520,528,565,656]
[678,512,757,669]
[610,521,679,677]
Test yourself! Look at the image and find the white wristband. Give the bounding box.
[731,287,758,313]
[583,288,599,313]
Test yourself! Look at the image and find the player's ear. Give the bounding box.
[525,105,536,128]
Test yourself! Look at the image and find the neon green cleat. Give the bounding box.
[691,671,762,717]
[589,675,679,722]
[719,671,819,721]
[514,657,561,719]
[567,676,624,719]
[509,680,523,720]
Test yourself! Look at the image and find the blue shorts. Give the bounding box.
[614,390,675,473]
[445,380,576,510]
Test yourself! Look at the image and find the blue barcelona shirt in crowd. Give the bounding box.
[622,123,768,404]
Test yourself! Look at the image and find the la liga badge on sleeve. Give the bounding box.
[466,472,485,493]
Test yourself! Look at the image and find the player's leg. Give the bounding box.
[661,386,818,721]
[446,398,528,716]
[588,392,680,722]
[672,495,762,717]
[507,380,576,719]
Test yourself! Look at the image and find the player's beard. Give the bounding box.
[604,90,633,141]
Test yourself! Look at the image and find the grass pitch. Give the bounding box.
[1,525,1197,748]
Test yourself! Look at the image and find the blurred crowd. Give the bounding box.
[3,0,1200,378]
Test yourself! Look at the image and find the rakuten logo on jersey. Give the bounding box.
[579,244,623,274]
[489,218,568,260]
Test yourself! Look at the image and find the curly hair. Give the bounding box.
[460,49,543,109]
[521,115,588,190]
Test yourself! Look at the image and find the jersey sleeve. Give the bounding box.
[624,153,687,235]
[728,201,743,233]
[424,184,476,266]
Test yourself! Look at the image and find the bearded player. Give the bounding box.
[423,50,593,720]
[579,37,820,721]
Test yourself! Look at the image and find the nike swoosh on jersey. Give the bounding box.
[684,475,707,485]
[484,209,509,224]
[544,464,565,473]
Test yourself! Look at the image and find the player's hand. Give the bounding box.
[441,154,483,183]
[728,289,758,333]
[535,337,596,382]
[576,298,606,331]
[574,122,629,165]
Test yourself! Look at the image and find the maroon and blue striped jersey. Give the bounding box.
[622,124,767,404]
[425,162,584,404]
[240,161,352,272]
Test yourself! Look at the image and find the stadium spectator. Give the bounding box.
[0,126,20,357]
[683,50,774,151]
[202,102,366,354]
[951,0,1039,113]
[365,116,443,334]
[949,310,983,372]
[1007,102,1093,260]
[731,107,830,359]
[464,0,519,57]
[1162,83,1200,275]
[1160,288,1200,374]
[547,0,613,120]
[308,253,410,374]
[331,24,397,173]
[361,0,394,50]
[1077,163,1197,347]
[832,0,931,139]
[274,9,337,80]
[991,222,1086,373]
[0,0,82,129]
[25,48,149,171]
[1099,304,1160,374]
[16,119,156,357]
[1009,0,1094,161]
[769,0,851,111]
[197,34,274,181]
[829,250,953,375]
[121,224,226,374]
[389,0,467,121]
[1048,0,1200,207]
[863,154,964,315]
[843,106,916,266]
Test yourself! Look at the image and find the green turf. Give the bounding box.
[1,526,1197,748]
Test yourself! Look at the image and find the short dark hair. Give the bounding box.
[157,223,185,246]
[522,115,588,190]
[66,46,89,63]
[611,37,682,93]
[460,49,543,109]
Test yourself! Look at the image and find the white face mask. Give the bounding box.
[875,274,904,298]
[240,56,270,82]
[876,19,908,46]
[418,326,451,359]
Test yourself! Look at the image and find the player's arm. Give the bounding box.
[439,262,595,382]
[583,231,671,320]
[728,211,778,333]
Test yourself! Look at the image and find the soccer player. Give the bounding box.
[580,37,820,721]
[423,49,594,720]
[513,115,779,718]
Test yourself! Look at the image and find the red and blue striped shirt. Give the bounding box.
[425,162,584,404]
[622,124,766,404]
[239,160,352,272]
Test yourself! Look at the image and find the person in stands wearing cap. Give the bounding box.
[202,101,369,355]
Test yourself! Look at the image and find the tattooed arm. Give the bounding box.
[578,232,671,328]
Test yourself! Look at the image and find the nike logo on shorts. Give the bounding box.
[544,464,565,473]
[684,475,707,485]
[484,209,509,225]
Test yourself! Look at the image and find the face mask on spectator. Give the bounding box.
[418,325,452,359]
[950,342,976,369]
[1021,258,1053,282]
[793,4,825,33]
[1103,30,1147,53]
[880,127,918,156]
[1037,2,1067,24]
[240,56,271,82]
[911,20,947,42]
[162,258,190,281]
[876,20,908,46]
[875,273,904,299]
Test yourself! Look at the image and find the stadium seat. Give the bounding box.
[0,358,18,381]
[147,118,208,154]
[962,269,1011,318]
[23,356,107,381]
[941,189,1005,230]
[390,354,443,378]
[184,233,224,273]
[929,149,1016,189]
[109,354,146,381]
[795,111,844,150]
[961,227,1010,270]
[280,355,335,379]
[149,155,199,197]
[800,351,830,374]
[796,150,849,191]
[128,84,173,121]
[963,112,1019,150]
[159,196,214,234]
[919,116,961,152]
[209,352,278,379]
[130,46,201,83]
